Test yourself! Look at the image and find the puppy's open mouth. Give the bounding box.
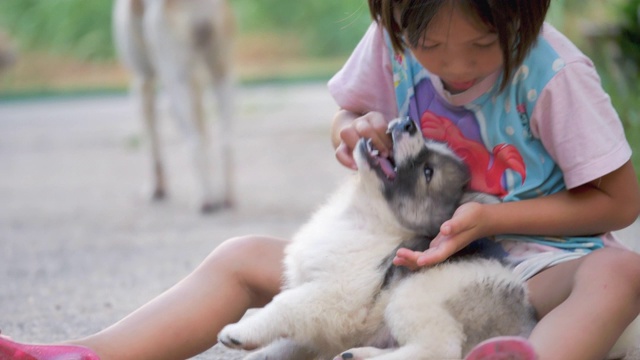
[363,138,397,180]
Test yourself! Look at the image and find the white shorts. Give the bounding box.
[511,251,585,281]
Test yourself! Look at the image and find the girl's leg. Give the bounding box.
[526,247,640,360]
[52,235,286,360]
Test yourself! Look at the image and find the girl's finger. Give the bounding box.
[355,120,392,157]
[339,127,363,150]
[335,143,357,170]
[392,256,418,271]
[416,241,458,267]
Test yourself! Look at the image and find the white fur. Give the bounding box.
[219,171,531,359]
[113,0,235,212]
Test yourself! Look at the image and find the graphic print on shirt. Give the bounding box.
[389,36,567,203]
[420,110,526,197]
[396,62,527,198]
[384,28,609,252]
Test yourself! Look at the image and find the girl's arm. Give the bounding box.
[395,160,640,268]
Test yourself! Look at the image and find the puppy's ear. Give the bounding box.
[460,192,501,205]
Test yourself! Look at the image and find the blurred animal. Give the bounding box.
[218,117,537,359]
[0,31,17,73]
[113,0,235,213]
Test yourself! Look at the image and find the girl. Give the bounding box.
[1,1,639,359]
[329,0,640,359]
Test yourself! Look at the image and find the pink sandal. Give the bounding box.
[0,334,100,360]
[464,336,537,360]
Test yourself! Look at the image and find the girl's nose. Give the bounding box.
[440,48,475,76]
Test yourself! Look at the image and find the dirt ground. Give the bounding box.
[0,82,638,359]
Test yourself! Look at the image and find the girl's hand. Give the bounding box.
[333,111,392,170]
[393,202,489,269]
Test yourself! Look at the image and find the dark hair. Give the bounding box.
[368,0,551,91]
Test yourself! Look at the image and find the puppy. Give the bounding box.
[218,117,536,359]
[113,0,235,212]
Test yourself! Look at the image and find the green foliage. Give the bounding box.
[0,0,371,61]
[613,0,640,177]
[0,0,115,61]
[233,0,371,57]
[548,0,640,178]
[616,0,640,70]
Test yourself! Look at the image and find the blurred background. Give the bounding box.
[0,0,373,91]
[0,0,638,177]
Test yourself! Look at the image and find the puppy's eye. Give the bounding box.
[424,167,434,182]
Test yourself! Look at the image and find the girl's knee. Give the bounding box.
[203,235,286,271]
[199,235,287,305]
[581,248,640,293]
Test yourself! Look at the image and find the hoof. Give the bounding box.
[200,199,233,214]
[151,188,166,201]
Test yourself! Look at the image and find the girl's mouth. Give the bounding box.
[445,80,476,93]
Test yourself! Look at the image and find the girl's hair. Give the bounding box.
[368,0,551,91]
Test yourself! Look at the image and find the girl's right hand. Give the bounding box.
[393,201,490,269]
[333,111,392,170]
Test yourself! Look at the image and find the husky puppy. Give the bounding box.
[218,117,536,359]
[113,0,235,212]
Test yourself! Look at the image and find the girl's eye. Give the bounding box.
[422,43,440,50]
[474,40,498,49]
[418,41,440,51]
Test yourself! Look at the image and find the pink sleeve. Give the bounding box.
[327,22,397,121]
[531,61,632,189]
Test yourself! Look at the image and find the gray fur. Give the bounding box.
[372,119,470,237]
[444,261,537,355]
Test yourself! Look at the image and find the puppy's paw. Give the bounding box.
[333,346,391,360]
[218,324,260,351]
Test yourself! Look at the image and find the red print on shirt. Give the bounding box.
[420,111,526,197]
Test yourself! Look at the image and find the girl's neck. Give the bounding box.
[433,69,502,106]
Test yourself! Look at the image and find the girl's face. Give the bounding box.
[407,3,503,94]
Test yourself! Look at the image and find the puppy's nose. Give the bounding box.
[395,116,417,135]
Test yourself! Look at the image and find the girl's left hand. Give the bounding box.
[393,202,488,269]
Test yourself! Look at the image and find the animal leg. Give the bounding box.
[164,73,223,213]
[218,284,330,351]
[334,346,394,360]
[134,75,166,200]
[203,32,235,209]
[143,0,225,213]
[113,0,165,201]
[383,287,465,359]
[208,62,234,209]
[185,76,224,213]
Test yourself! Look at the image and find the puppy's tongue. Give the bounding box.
[378,157,396,179]
[366,139,396,180]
